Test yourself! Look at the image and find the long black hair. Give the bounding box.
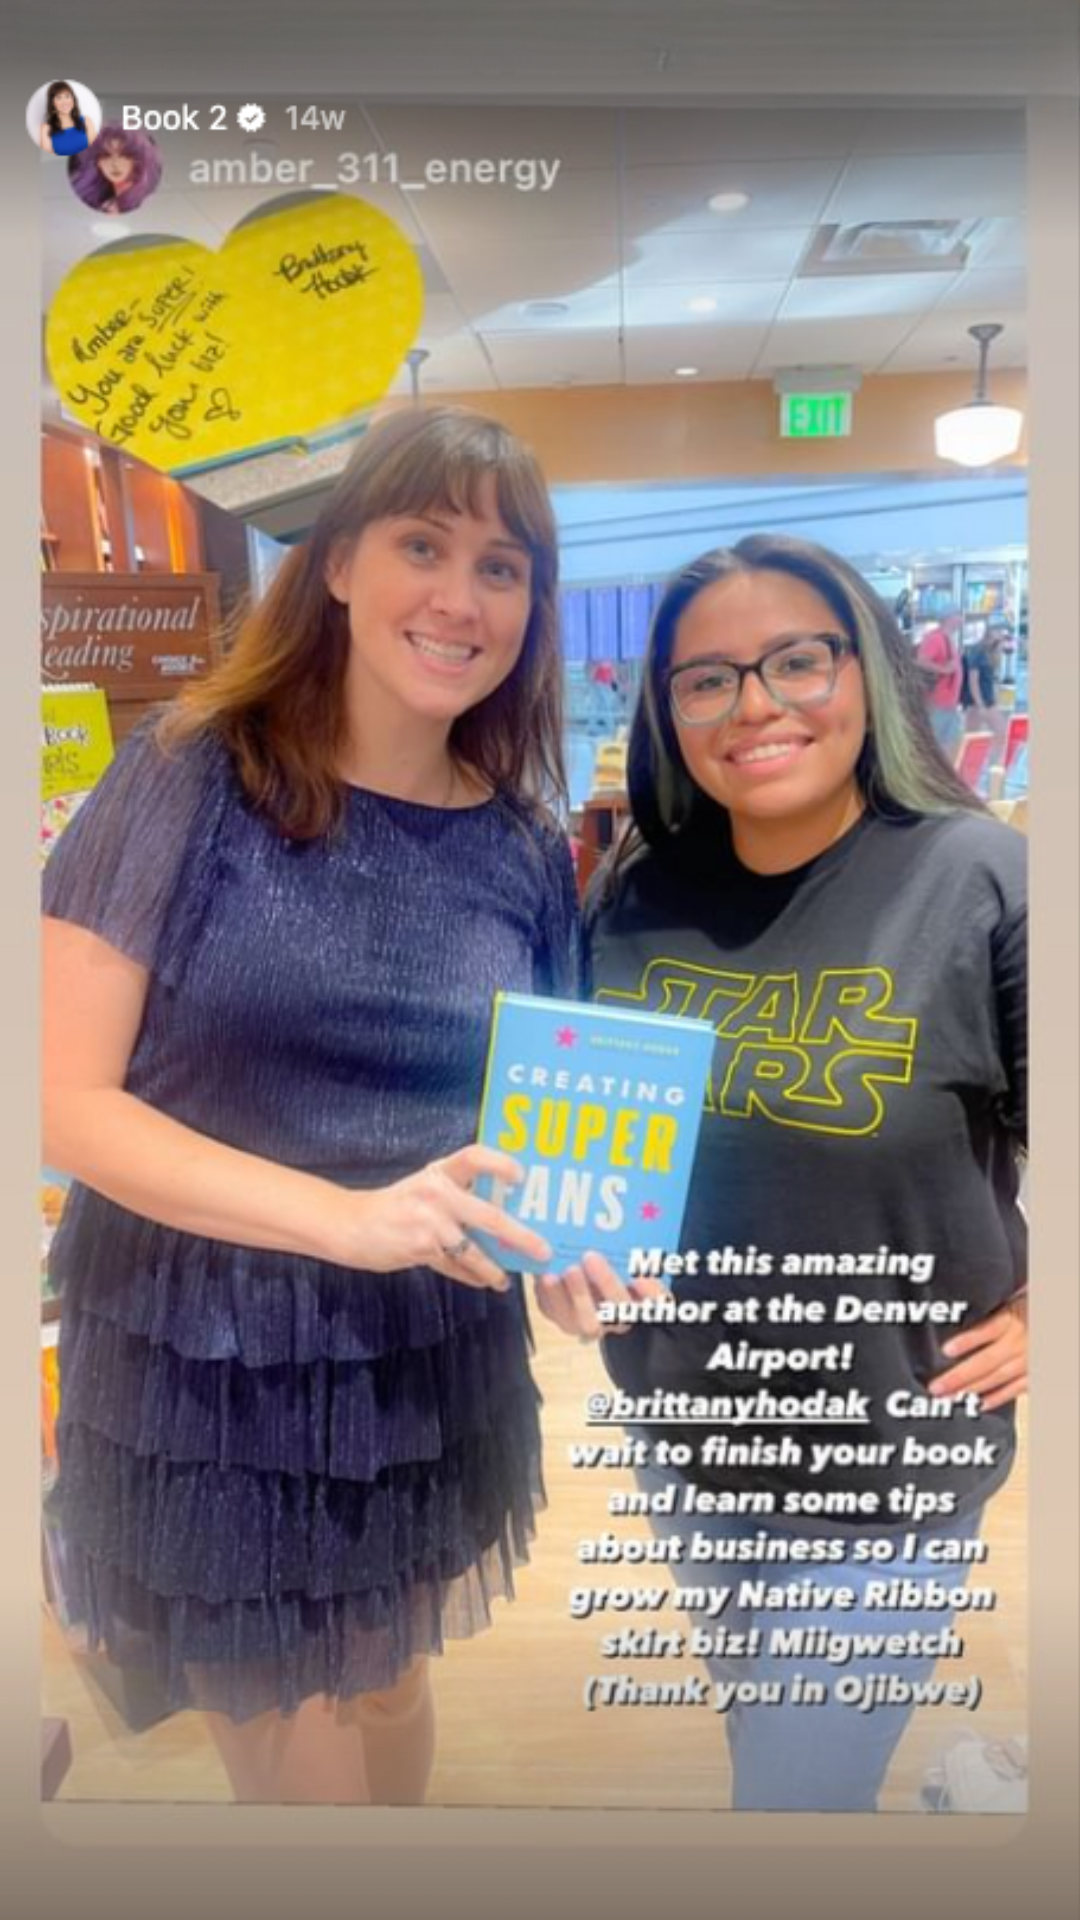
[619,533,983,877]
[45,82,86,135]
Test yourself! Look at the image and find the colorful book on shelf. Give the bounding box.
[41,684,114,800]
[40,684,115,864]
[473,992,714,1277]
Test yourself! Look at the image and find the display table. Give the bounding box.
[576,791,631,896]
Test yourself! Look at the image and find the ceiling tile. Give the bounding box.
[779,273,959,320]
[362,104,621,174]
[852,107,1027,154]
[433,236,621,325]
[623,323,769,383]
[624,280,788,328]
[44,233,109,306]
[621,159,843,234]
[966,217,1026,271]
[400,168,618,251]
[480,331,623,386]
[933,268,1026,314]
[624,227,811,285]
[882,311,1028,373]
[819,150,1026,224]
[618,108,868,166]
[754,314,927,375]
[412,291,471,340]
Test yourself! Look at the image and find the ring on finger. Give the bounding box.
[442,1234,472,1260]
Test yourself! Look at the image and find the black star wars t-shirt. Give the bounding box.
[584,809,1026,1532]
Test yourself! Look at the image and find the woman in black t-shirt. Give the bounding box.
[535,535,1028,1812]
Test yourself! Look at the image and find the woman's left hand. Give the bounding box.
[533,1249,667,1341]
[929,1293,1028,1412]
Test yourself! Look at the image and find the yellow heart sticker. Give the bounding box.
[46,194,424,472]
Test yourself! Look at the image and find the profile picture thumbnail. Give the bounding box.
[29,79,102,157]
[67,124,164,217]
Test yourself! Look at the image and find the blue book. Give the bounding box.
[473,992,714,1277]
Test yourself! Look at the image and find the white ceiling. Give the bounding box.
[41,103,1028,421]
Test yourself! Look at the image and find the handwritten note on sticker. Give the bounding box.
[46,195,424,471]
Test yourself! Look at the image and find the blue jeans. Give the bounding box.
[928,704,963,757]
[632,1449,983,1811]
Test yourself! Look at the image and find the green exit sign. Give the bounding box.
[780,391,853,438]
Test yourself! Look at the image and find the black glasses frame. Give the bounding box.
[666,631,857,726]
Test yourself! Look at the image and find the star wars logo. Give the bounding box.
[598,962,917,1137]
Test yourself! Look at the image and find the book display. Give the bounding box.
[40,683,114,864]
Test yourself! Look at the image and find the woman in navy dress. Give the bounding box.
[42,406,578,1803]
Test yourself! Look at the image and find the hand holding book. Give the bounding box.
[324,1144,552,1292]
[534,1249,667,1341]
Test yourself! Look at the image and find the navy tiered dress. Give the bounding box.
[43,721,577,1722]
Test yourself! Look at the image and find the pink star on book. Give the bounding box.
[640,1201,661,1221]
[554,1026,578,1047]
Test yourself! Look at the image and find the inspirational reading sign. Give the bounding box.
[45,194,424,472]
[41,572,222,743]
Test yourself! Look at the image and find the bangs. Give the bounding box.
[342,412,557,570]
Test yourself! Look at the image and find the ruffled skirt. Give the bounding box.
[51,1186,545,1723]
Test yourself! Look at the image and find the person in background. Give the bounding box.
[42,407,578,1805]
[539,535,1027,1812]
[962,621,1009,757]
[915,611,964,758]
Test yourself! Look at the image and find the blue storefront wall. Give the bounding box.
[555,473,1027,658]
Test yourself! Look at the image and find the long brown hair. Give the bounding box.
[160,406,566,838]
[612,533,984,885]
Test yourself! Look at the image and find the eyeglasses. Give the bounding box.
[667,632,857,727]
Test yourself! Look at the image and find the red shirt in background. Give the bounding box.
[916,621,963,709]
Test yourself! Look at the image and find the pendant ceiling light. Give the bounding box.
[405,346,430,402]
[934,323,1023,468]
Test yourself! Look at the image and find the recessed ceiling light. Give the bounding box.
[522,299,570,321]
[674,366,700,378]
[688,297,718,314]
[708,191,751,214]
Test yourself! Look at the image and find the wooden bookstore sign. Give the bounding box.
[41,573,222,742]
